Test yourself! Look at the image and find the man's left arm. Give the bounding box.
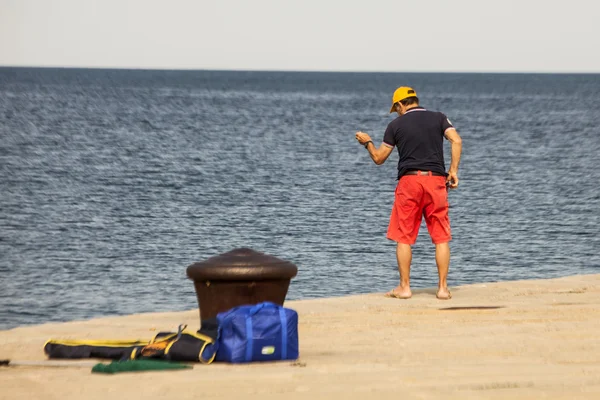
[439,113,462,188]
[355,131,394,165]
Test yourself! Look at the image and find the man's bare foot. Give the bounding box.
[385,285,412,299]
[436,287,452,300]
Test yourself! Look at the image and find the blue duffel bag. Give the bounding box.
[215,302,299,363]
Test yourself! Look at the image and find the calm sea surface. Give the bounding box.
[1,68,599,330]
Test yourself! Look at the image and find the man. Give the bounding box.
[355,86,462,300]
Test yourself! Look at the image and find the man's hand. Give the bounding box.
[355,131,372,145]
[355,131,394,165]
[446,170,459,189]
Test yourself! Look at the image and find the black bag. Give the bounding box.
[44,321,219,364]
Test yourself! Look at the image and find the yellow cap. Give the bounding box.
[389,86,417,113]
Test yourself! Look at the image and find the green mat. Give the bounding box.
[92,359,192,374]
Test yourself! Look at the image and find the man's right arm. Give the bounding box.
[444,128,462,189]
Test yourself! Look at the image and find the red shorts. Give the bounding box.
[387,174,452,245]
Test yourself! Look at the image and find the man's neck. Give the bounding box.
[405,104,420,112]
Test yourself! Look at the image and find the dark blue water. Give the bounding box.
[1,68,599,330]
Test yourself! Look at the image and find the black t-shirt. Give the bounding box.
[383,106,454,179]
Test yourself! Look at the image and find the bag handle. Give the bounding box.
[219,302,280,324]
[218,305,247,322]
[245,303,283,362]
[244,316,253,362]
[279,307,287,360]
[248,302,279,317]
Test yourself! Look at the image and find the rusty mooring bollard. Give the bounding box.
[186,248,298,321]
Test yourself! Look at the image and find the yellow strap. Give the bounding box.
[199,342,217,364]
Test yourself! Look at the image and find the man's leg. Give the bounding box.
[387,242,412,298]
[435,242,451,299]
[422,176,452,299]
[386,176,421,299]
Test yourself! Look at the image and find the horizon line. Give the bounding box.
[1,64,599,75]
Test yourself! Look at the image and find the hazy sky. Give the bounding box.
[1,0,599,72]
